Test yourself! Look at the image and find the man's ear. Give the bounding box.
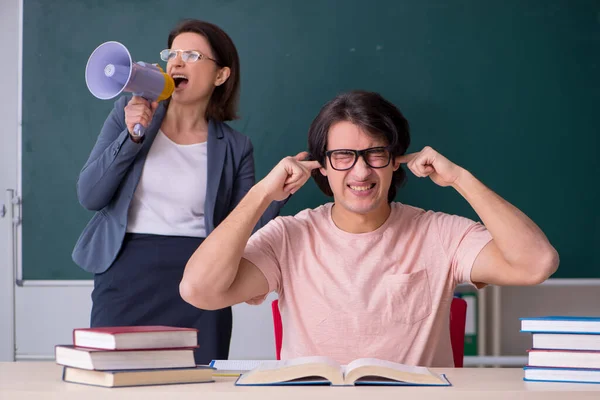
[214,67,231,87]
[392,157,401,171]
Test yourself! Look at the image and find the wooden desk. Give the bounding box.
[1,362,599,400]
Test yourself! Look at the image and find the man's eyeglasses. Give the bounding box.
[325,146,393,171]
[159,49,219,64]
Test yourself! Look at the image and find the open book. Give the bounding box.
[235,356,450,386]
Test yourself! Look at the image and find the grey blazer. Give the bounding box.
[72,95,283,274]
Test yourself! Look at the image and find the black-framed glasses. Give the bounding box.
[325,146,393,171]
[159,49,219,64]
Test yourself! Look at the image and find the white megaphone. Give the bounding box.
[85,41,175,136]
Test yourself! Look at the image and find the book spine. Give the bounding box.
[461,292,478,356]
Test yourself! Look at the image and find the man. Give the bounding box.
[180,91,559,366]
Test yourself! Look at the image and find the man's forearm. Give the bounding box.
[452,168,558,272]
[182,184,272,295]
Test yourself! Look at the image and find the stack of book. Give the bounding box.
[521,316,600,384]
[55,326,213,388]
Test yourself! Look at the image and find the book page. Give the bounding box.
[236,356,345,385]
[253,356,341,372]
[343,358,444,384]
[210,360,267,372]
[345,358,433,376]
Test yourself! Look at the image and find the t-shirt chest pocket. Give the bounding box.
[384,269,432,325]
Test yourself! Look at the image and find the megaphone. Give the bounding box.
[85,41,175,136]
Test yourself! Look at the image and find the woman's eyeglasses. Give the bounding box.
[159,49,219,65]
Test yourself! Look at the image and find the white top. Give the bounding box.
[126,130,208,238]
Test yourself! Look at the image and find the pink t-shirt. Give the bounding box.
[243,202,492,367]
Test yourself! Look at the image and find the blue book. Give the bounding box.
[234,356,451,387]
[520,316,600,334]
[531,332,600,351]
[524,366,600,384]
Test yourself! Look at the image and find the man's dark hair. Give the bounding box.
[308,90,411,202]
[168,19,240,121]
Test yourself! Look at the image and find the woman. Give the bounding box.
[72,19,283,364]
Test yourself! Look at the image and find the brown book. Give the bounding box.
[55,345,196,370]
[72,326,198,350]
[62,366,213,388]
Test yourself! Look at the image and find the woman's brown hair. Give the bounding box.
[168,19,240,121]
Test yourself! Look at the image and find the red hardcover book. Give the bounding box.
[72,326,198,350]
[55,345,197,370]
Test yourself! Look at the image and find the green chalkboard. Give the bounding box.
[22,0,599,280]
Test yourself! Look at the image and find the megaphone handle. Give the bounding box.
[131,89,149,137]
[132,123,145,137]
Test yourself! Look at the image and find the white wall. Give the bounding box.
[0,0,20,361]
[14,284,277,361]
[499,285,600,356]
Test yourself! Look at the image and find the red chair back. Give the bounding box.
[271,299,284,360]
[271,296,467,367]
[449,296,467,367]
